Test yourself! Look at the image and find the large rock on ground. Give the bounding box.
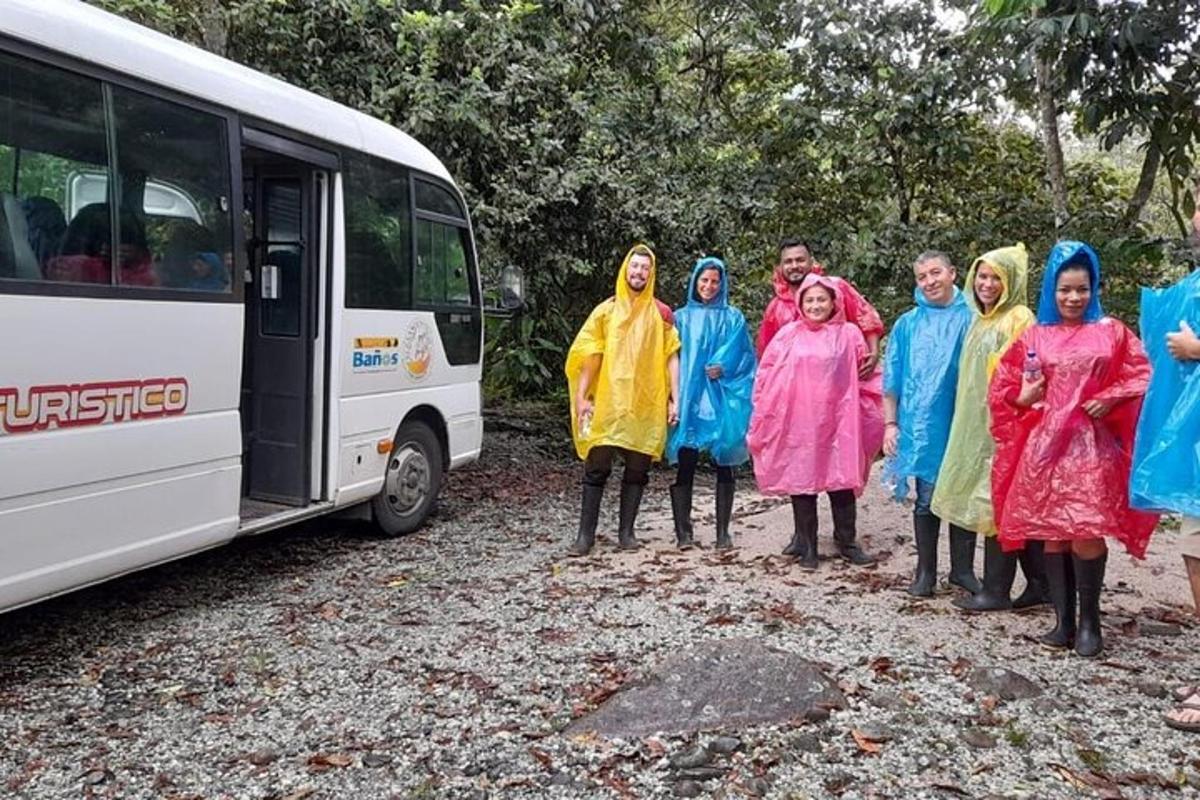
[565,638,845,738]
[966,667,1043,701]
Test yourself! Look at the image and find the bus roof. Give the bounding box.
[2,0,454,183]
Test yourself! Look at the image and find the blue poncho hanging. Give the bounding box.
[882,285,972,495]
[1131,268,1200,516]
[666,257,756,466]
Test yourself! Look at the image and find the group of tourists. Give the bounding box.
[562,238,1200,673]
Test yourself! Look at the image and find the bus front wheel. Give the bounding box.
[372,421,444,536]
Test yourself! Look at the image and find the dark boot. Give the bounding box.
[831,492,873,565]
[782,527,805,557]
[567,484,604,557]
[908,514,940,597]
[791,495,818,570]
[715,482,735,551]
[616,483,644,550]
[1039,551,1076,649]
[947,525,983,594]
[952,536,1016,611]
[669,484,695,550]
[1073,552,1107,658]
[1012,541,1050,609]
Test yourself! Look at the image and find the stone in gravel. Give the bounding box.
[547,771,573,786]
[868,690,907,710]
[362,753,392,768]
[706,736,742,755]
[675,781,705,798]
[804,706,831,724]
[246,749,279,766]
[791,733,822,753]
[824,771,856,793]
[1138,621,1183,637]
[677,766,729,781]
[855,723,895,742]
[670,746,711,769]
[965,667,1043,701]
[1135,681,1167,699]
[960,729,997,749]
[565,638,846,738]
[744,776,771,796]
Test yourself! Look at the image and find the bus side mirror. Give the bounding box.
[487,265,526,317]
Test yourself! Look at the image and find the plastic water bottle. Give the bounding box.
[1023,349,1042,381]
[580,409,592,437]
[881,456,901,499]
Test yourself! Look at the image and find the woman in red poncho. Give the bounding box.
[988,241,1157,658]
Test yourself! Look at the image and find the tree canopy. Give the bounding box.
[92,0,1200,398]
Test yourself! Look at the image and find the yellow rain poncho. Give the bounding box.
[566,245,682,460]
[930,244,1036,535]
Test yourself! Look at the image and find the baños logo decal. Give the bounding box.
[351,337,400,373]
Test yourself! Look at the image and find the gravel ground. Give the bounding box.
[3,417,1199,800]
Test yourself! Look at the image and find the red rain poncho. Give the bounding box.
[748,274,883,496]
[755,263,883,358]
[989,319,1156,557]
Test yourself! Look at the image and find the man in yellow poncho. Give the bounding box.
[565,244,682,556]
[930,243,1046,611]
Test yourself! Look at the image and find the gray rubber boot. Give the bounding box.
[567,484,604,557]
[669,484,695,550]
[616,483,644,550]
[952,536,1016,611]
[947,524,983,594]
[907,513,939,597]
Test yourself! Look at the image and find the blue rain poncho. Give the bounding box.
[883,285,972,496]
[1131,268,1200,516]
[666,257,757,466]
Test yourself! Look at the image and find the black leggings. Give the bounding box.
[583,446,651,488]
[674,447,734,489]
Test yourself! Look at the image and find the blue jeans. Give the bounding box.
[914,478,936,517]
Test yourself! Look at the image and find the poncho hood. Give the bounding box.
[1037,240,1104,324]
[796,273,848,328]
[966,243,1029,320]
[687,256,730,308]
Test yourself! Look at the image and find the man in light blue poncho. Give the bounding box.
[667,257,756,550]
[882,250,975,597]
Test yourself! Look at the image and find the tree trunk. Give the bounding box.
[197,0,227,56]
[1121,144,1161,228]
[1035,55,1069,232]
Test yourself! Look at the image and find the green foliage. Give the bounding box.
[86,0,1200,400]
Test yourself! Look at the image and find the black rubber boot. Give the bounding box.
[947,525,983,594]
[715,482,735,551]
[907,513,940,597]
[791,495,818,570]
[831,492,873,565]
[1012,541,1050,609]
[1073,551,1107,658]
[782,527,805,557]
[1038,551,1076,649]
[567,484,604,557]
[616,482,644,550]
[952,536,1016,611]
[669,484,695,550]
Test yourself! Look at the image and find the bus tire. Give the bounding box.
[372,421,444,536]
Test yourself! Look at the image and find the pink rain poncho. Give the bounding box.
[748,274,884,495]
[756,263,883,358]
[989,241,1158,557]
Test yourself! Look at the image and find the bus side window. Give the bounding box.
[0,50,110,285]
[415,219,474,307]
[344,153,412,310]
[109,85,233,292]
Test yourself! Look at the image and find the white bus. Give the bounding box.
[0,0,512,612]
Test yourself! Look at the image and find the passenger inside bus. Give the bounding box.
[160,219,228,291]
[45,204,156,286]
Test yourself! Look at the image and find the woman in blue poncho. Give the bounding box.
[667,257,756,550]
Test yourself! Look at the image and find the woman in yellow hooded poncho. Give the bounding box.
[931,244,1045,611]
[564,245,681,556]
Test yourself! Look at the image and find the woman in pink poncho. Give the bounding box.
[748,274,884,570]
